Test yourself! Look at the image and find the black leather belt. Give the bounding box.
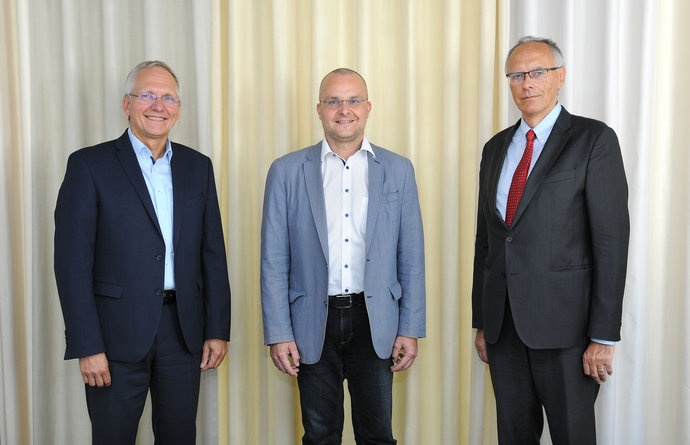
[328,292,364,309]
[163,290,176,305]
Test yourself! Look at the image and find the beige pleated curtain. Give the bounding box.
[1,0,689,444]
[214,1,505,443]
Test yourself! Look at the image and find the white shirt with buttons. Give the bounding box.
[320,137,374,296]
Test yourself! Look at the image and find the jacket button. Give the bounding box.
[156,254,163,261]
[156,289,163,296]
[506,237,513,243]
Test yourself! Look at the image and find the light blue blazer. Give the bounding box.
[261,142,426,364]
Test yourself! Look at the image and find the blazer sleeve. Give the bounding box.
[395,159,426,338]
[54,152,106,359]
[471,143,491,330]
[200,158,231,341]
[585,125,629,341]
[260,160,295,345]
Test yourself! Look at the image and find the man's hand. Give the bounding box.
[79,352,111,387]
[200,339,228,370]
[474,329,488,363]
[391,336,418,372]
[582,341,615,384]
[269,341,300,376]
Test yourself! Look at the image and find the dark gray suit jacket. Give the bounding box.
[472,107,629,348]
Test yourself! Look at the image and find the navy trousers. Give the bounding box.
[85,302,202,445]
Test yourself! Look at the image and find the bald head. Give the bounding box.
[319,68,368,100]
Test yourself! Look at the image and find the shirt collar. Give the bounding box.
[127,128,173,161]
[320,136,375,162]
[519,102,562,144]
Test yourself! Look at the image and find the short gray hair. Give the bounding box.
[123,60,181,98]
[505,36,565,73]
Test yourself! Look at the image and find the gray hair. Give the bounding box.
[505,36,565,73]
[123,60,181,98]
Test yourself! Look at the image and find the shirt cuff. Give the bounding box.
[591,338,616,345]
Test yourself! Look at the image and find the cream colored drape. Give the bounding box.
[213,1,505,443]
[2,1,689,444]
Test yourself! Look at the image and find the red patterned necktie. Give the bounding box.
[505,129,535,227]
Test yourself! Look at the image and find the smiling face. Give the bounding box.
[317,72,371,154]
[122,66,181,152]
[507,41,565,127]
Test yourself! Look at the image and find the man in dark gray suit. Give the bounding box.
[472,37,629,444]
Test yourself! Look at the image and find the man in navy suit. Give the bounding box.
[261,68,426,444]
[54,61,231,445]
[472,37,629,444]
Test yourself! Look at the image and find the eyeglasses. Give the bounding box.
[128,93,180,105]
[505,67,562,83]
[320,98,368,108]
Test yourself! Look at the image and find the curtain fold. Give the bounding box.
[1,0,30,443]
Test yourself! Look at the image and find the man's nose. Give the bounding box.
[150,98,166,110]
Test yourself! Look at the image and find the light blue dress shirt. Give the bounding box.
[128,129,175,290]
[496,103,562,220]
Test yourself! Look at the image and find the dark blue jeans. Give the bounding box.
[297,300,396,445]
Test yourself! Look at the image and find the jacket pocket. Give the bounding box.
[544,169,576,183]
[288,288,305,303]
[382,190,400,203]
[389,281,402,300]
[93,282,123,299]
[185,194,205,207]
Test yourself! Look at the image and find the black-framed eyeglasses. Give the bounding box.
[319,98,368,108]
[128,93,180,105]
[505,67,562,83]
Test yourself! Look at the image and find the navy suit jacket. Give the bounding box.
[54,130,231,362]
[261,142,426,364]
[472,108,629,348]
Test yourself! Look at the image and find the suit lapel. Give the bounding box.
[511,108,572,227]
[114,132,163,237]
[303,145,329,261]
[365,150,383,255]
[489,122,519,226]
[170,143,185,248]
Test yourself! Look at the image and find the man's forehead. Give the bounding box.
[320,74,367,95]
[508,43,554,67]
[133,67,176,86]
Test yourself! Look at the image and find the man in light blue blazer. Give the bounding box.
[261,68,426,444]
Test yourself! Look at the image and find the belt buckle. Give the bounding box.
[332,294,353,309]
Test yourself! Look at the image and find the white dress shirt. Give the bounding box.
[321,137,374,295]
